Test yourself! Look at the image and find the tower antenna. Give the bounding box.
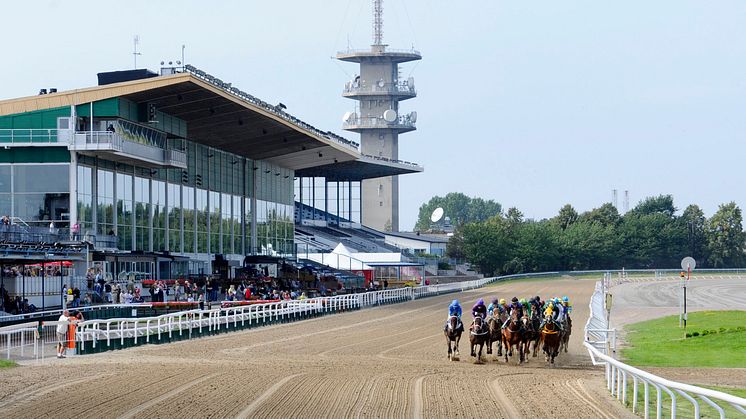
[133,35,142,69]
[373,0,383,45]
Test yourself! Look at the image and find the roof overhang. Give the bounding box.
[0,72,362,170]
[295,154,423,181]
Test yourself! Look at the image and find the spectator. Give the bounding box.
[173,281,182,302]
[104,282,112,303]
[71,222,80,240]
[56,310,70,358]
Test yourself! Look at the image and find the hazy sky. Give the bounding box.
[3,1,746,229]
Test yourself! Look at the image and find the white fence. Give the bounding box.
[584,280,746,418]
[0,271,565,360]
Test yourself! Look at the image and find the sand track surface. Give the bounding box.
[0,278,636,418]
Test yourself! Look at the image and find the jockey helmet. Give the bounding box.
[554,297,560,304]
[562,296,569,302]
[519,298,526,304]
[476,298,484,305]
[535,296,540,302]
[492,298,498,304]
[511,297,518,303]
[499,298,506,305]
[451,299,459,306]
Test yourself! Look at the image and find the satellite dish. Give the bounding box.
[431,207,444,223]
[383,109,397,123]
[342,111,353,122]
[377,79,385,88]
[410,111,417,123]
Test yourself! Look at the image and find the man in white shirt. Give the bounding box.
[56,310,70,358]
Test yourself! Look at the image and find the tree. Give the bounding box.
[414,193,501,231]
[707,202,746,268]
[629,195,677,218]
[681,204,708,263]
[579,203,620,227]
[552,204,578,230]
[459,220,513,276]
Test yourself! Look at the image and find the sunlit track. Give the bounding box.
[0,278,636,419]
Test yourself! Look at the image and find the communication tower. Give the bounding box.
[337,0,421,232]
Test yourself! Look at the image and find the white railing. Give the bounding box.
[0,129,61,145]
[343,115,416,130]
[584,280,746,418]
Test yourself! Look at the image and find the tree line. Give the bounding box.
[442,195,745,276]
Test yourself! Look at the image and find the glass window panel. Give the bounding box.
[14,165,69,193]
[0,166,10,193]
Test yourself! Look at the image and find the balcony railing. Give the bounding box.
[69,131,187,169]
[342,81,416,97]
[342,114,417,131]
[0,129,62,146]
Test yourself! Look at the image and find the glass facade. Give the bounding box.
[0,164,70,227]
[295,177,362,224]
[69,141,294,267]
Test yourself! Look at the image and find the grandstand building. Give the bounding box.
[0,65,421,285]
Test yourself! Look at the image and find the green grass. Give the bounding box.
[622,310,746,368]
[0,359,17,368]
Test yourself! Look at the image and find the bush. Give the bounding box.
[737,326,745,332]
[685,333,692,338]
[710,330,718,335]
[702,330,709,336]
[692,331,700,337]
[437,261,452,270]
[719,327,727,333]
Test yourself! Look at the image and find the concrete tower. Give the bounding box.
[337,0,421,232]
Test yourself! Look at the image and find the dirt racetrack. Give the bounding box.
[0,278,636,419]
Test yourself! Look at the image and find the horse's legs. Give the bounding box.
[446,336,452,359]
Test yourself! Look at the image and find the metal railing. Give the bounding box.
[337,47,422,56]
[0,129,60,145]
[584,279,746,418]
[343,115,416,130]
[342,82,416,96]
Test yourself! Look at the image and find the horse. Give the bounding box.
[559,315,572,353]
[522,309,541,359]
[444,315,463,361]
[469,316,489,364]
[486,308,506,358]
[501,309,525,364]
[540,313,562,366]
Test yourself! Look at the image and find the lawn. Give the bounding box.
[0,359,17,368]
[621,310,746,368]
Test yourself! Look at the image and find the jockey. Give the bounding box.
[444,300,464,333]
[448,299,462,318]
[519,298,530,317]
[554,298,566,331]
[502,297,523,329]
[499,298,509,314]
[487,298,499,317]
[562,296,573,316]
[470,298,487,331]
[472,298,487,319]
[530,296,542,317]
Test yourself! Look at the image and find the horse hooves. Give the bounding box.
[452,356,459,362]
[474,359,483,365]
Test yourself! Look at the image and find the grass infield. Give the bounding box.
[621,310,746,368]
[0,359,17,368]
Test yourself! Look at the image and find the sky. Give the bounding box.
[3,1,746,230]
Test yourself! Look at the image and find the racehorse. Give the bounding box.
[501,309,524,364]
[444,315,463,361]
[522,309,541,359]
[470,316,489,364]
[486,309,506,358]
[540,313,562,366]
[559,315,572,353]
